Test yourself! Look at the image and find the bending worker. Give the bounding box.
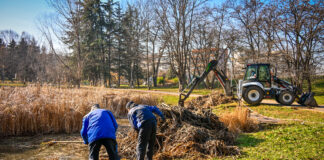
[81,104,119,160]
[126,101,165,160]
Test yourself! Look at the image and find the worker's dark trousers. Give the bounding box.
[137,119,157,160]
[89,138,119,160]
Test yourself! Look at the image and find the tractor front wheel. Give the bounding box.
[278,90,295,105]
[243,86,264,105]
[275,95,281,104]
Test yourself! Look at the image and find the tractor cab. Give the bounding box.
[243,64,271,88]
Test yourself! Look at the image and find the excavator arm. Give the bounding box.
[178,60,232,106]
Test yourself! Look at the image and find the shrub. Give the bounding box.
[170,77,179,84]
[157,77,164,85]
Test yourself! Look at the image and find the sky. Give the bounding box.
[0,0,55,41]
[0,0,224,45]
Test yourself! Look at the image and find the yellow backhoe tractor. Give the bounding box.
[178,60,318,107]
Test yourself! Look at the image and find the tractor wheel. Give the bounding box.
[243,86,264,105]
[275,95,280,104]
[278,90,295,105]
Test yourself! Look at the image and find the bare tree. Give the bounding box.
[39,0,84,87]
[273,0,323,91]
[155,0,207,91]
[231,0,264,63]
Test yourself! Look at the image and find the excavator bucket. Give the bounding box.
[298,92,318,107]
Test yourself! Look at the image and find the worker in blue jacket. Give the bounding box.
[81,104,119,160]
[126,101,165,160]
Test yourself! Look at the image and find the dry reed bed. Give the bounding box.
[0,86,158,136]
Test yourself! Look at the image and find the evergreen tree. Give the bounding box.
[0,38,5,82]
[7,39,17,81]
[114,3,126,87]
[17,38,28,82]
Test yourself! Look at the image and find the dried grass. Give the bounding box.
[219,107,259,134]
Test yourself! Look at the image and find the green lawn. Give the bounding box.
[312,78,324,105]
[211,103,324,159]
[159,94,194,106]
[159,95,179,106]
[232,122,324,160]
[249,105,324,123]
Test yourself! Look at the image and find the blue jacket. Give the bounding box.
[80,109,118,144]
[127,105,165,131]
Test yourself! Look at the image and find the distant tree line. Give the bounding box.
[1,0,323,92]
[0,31,61,83]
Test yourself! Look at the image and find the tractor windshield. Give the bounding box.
[244,65,257,80]
[258,65,270,82]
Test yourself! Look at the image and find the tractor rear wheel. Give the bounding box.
[243,86,264,105]
[278,90,295,105]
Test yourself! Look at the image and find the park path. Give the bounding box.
[261,99,324,113]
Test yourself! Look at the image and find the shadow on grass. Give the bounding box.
[236,134,264,148]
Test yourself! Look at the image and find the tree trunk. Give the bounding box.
[146,25,150,90]
[153,76,157,87]
[117,52,121,87]
[130,61,134,88]
[108,37,112,88]
[307,76,312,92]
[1,64,4,82]
[178,71,186,92]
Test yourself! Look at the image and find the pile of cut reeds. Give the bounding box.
[118,105,240,159]
[187,91,236,109]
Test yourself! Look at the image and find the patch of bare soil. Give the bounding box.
[0,134,88,160]
[0,119,130,160]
